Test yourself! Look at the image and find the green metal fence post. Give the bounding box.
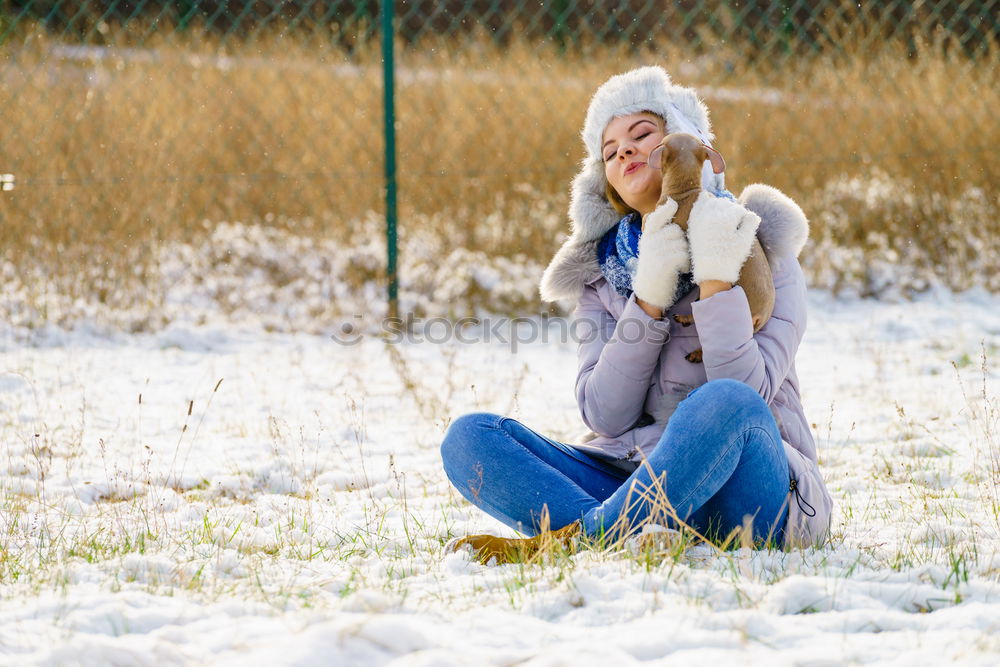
[552,0,569,52]
[381,0,399,321]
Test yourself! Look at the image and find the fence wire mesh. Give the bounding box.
[1,1,998,328]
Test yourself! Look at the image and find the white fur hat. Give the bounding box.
[539,66,717,303]
[580,66,714,166]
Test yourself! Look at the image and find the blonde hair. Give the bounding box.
[605,181,637,216]
[602,111,665,217]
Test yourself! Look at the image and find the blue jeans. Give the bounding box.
[440,379,789,547]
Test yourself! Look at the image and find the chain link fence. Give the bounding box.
[1,1,997,331]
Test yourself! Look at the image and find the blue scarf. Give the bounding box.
[597,211,696,304]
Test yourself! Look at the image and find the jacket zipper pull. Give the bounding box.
[789,478,817,518]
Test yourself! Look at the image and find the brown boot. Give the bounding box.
[448,521,582,564]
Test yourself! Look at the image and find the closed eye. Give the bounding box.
[603,131,654,161]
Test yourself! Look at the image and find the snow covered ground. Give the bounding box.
[1,287,1000,665]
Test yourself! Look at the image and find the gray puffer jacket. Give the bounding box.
[540,184,833,548]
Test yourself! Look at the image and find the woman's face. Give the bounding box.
[602,113,665,215]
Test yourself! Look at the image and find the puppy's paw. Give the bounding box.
[685,349,703,364]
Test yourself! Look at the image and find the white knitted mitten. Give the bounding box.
[687,192,761,285]
[633,199,691,310]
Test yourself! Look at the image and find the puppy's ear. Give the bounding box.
[704,144,726,174]
[648,144,667,171]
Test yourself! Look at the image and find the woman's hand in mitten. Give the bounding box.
[687,192,761,285]
[633,198,691,311]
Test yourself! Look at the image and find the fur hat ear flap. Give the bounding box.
[568,159,620,243]
[539,159,610,304]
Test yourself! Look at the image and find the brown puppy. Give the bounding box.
[647,133,774,363]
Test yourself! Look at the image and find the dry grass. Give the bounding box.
[1,21,997,308]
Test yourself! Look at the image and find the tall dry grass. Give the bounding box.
[1,21,997,313]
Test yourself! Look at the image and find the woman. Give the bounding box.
[440,66,832,562]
